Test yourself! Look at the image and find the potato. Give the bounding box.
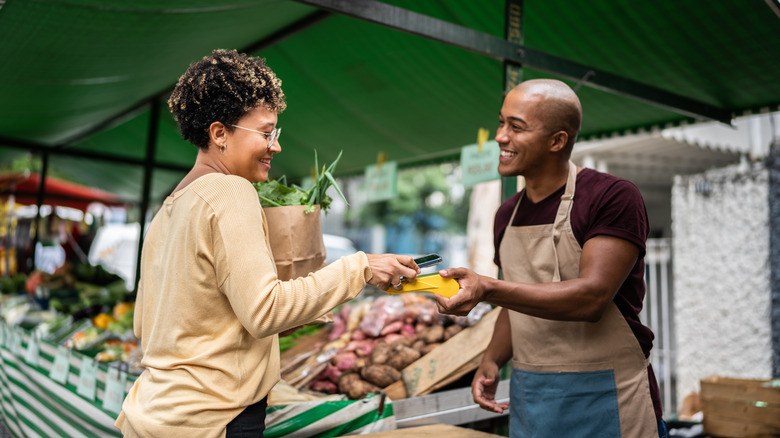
[443,324,463,341]
[360,364,401,387]
[338,373,380,400]
[371,341,391,365]
[419,324,444,344]
[411,339,426,353]
[387,345,421,370]
[421,342,441,355]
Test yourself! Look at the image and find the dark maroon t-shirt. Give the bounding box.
[493,167,662,420]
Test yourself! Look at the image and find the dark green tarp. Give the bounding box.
[1,0,779,203]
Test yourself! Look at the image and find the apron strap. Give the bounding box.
[550,162,578,282]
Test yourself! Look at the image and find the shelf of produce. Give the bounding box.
[393,379,509,428]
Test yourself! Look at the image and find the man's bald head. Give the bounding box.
[509,79,583,153]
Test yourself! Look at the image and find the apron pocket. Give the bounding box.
[511,368,621,438]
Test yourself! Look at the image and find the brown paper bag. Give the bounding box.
[263,205,327,281]
[264,204,333,324]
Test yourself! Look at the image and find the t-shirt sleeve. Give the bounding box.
[207,176,371,339]
[583,179,649,257]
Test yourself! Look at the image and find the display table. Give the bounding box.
[0,323,395,438]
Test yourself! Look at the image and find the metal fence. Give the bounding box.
[642,237,676,417]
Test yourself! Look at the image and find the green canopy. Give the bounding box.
[1,0,779,204]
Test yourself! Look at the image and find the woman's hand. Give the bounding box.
[365,254,420,291]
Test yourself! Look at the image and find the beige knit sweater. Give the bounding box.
[115,173,371,437]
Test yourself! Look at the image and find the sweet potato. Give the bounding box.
[360,364,401,387]
[338,373,380,400]
[310,379,338,394]
[387,345,420,370]
[370,341,391,365]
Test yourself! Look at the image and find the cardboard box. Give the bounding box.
[700,375,780,437]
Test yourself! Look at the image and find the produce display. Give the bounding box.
[0,262,140,373]
[280,294,493,400]
[2,260,493,403]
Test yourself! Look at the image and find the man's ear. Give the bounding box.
[209,121,228,146]
[549,130,569,153]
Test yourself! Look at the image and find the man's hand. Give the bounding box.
[434,267,487,316]
[472,360,509,414]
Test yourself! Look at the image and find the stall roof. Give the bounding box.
[0,172,122,211]
[0,0,779,203]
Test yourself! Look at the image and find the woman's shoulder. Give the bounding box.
[190,174,259,210]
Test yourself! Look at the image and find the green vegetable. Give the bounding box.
[254,150,348,214]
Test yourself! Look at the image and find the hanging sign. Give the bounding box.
[50,345,72,384]
[10,328,23,356]
[460,140,501,187]
[364,157,397,202]
[24,334,40,367]
[77,356,99,401]
[102,367,127,415]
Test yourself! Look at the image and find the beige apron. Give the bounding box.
[499,162,658,437]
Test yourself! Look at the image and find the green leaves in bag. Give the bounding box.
[253,150,348,214]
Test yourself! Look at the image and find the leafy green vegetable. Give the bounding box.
[254,150,348,214]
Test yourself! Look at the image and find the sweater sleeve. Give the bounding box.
[205,176,371,339]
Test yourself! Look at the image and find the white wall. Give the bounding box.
[672,162,773,406]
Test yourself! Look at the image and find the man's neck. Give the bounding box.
[523,161,571,203]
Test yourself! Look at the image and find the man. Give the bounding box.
[436,79,665,437]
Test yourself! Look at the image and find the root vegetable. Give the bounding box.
[371,341,391,365]
[389,335,415,348]
[338,373,380,400]
[419,324,444,344]
[443,324,463,340]
[345,339,376,357]
[400,324,416,337]
[310,380,338,394]
[319,364,343,383]
[380,320,404,336]
[360,364,401,387]
[421,343,441,355]
[411,339,426,353]
[387,345,420,370]
[332,352,359,372]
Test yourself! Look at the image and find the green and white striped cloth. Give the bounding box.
[0,322,396,437]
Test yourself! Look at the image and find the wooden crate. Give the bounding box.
[700,375,780,437]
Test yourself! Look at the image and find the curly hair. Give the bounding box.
[168,49,286,149]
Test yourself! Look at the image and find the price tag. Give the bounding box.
[76,357,99,401]
[102,367,127,414]
[10,330,23,356]
[50,346,71,384]
[24,335,40,366]
[364,161,398,202]
[460,141,500,187]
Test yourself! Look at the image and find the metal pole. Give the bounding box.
[501,0,522,203]
[134,99,160,292]
[31,152,50,272]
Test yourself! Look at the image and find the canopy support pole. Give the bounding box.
[501,0,523,204]
[134,99,160,293]
[293,0,733,125]
[30,152,50,272]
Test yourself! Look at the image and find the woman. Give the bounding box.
[114,49,418,438]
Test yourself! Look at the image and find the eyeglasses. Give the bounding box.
[228,124,282,150]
